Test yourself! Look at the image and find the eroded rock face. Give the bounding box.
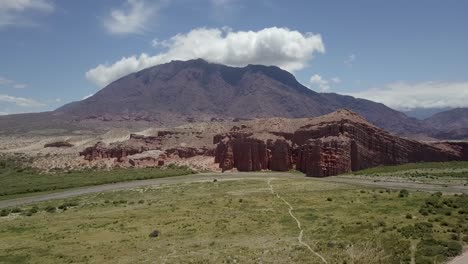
[80,133,165,162]
[213,109,468,177]
[269,139,292,171]
[80,142,144,162]
[165,147,214,158]
[296,139,352,177]
[214,133,290,172]
[293,111,463,176]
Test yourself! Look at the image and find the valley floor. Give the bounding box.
[1,171,467,263]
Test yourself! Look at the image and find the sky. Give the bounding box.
[0,0,467,115]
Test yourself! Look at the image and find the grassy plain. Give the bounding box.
[351,161,468,186]
[1,176,467,263]
[0,157,194,198]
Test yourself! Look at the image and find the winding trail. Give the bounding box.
[267,178,328,264]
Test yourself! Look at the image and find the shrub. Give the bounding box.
[45,206,56,213]
[326,197,333,201]
[0,209,10,217]
[399,189,409,198]
[406,214,413,219]
[446,241,462,257]
[11,207,22,213]
[149,230,160,238]
[138,200,145,204]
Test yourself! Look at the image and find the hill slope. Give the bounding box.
[424,108,468,139]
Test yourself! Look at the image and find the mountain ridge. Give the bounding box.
[54,59,423,135]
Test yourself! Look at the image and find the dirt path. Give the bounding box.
[448,250,468,264]
[1,172,466,209]
[0,172,301,209]
[267,178,328,264]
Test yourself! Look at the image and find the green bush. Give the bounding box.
[446,241,462,257]
[11,208,22,213]
[45,206,56,213]
[0,209,10,217]
[399,189,409,198]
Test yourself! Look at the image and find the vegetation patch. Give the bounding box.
[0,156,195,198]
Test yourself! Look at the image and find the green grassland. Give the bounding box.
[1,178,467,264]
[0,157,194,198]
[350,161,468,186]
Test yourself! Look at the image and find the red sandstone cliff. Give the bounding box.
[213,109,468,176]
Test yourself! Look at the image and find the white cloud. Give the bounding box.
[13,83,27,89]
[0,76,13,85]
[86,27,325,87]
[0,94,45,107]
[103,0,157,35]
[346,81,468,111]
[344,53,356,66]
[0,76,27,89]
[0,0,54,28]
[309,74,330,92]
[331,77,341,84]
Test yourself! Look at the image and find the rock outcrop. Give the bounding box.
[80,141,144,162]
[44,141,74,148]
[213,109,468,177]
[214,132,291,172]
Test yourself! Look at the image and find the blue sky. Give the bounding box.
[1,0,467,115]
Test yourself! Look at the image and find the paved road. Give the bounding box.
[0,172,466,209]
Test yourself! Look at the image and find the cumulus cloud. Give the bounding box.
[309,74,330,92]
[103,0,157,35]
[331,77,341,84]
[0,0,54,28]
[0,94,45,107]
[346,81,468,111]
[86,27,325,87]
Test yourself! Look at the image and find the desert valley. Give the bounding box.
[1,1,467,263]
[0,59,467,264]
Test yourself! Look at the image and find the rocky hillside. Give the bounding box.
[424,108,468,139]
[55,59,422,135]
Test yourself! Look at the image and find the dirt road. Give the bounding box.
[1,172,466,209]
[448,251,468,264]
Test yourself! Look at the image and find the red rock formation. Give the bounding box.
[269,139,292,171]
[296,139,352,177]
[293,110,463,176]
[80,142,144,162]
[213,109,468,177]
[165,147,214,158]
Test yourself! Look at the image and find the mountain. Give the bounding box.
[424,108,468,139]
[54,59,423,135]
[404,107,452,120]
